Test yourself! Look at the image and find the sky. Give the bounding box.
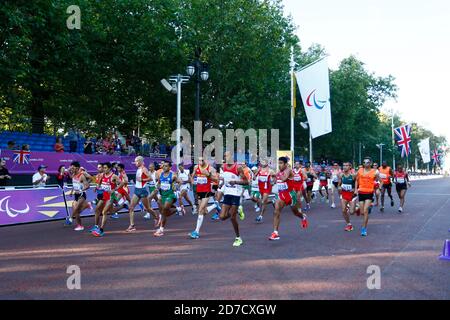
[283,0,450,149]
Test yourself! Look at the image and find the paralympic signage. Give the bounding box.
[0,150,167,175]
[0,185,195,227]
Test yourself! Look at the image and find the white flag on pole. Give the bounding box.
[418,138,430,164]
[296,58,332,139]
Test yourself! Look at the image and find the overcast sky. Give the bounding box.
[283,0,450,144]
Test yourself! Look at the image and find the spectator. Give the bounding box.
[0,158,12,187]
[22,144,30,151]
[56,165,69,188]
[132,135,141,154]
[68,128,79,153]
[32,165,50,188]
[7,141,16,150]
[54,137,65,153]
[84,138,94,154]
[95,136,104,154]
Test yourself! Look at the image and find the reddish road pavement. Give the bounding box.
[1,178,449,300]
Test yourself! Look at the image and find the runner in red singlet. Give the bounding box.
[255,159,276,223]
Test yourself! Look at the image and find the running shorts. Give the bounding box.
[197,192,213,200]
[332,181,339,189]
[382,182,392,188]
[358,193,374,202]
[396,183,408,192]
[251,191,261,199]
[223,195,241,207]
[161,192,177,205]
[306,185,314,192]
[74,192,87,202]
[277,190,297,207]
[341,191,354,202]
[134,187,149,199]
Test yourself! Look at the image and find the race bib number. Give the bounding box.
[396,178,405,184]
[101,184,111,192]
[258,176,268,182]
[307,178,312,182]
[277,181,288,191]
[332,175,339,182]
[197,177,208,185]
[342,184,353,191]
[379,173,387,179]
[294,176,301,182]
[160,182,171,191]
[320,176,327,181]
[73,182,82,191]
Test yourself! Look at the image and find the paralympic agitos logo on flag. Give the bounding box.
[306,89,327,110]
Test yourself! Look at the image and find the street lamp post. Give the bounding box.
[186,48,209,121]
[161,75,190,165]
[300,121,313,163]
[377,143,385,164]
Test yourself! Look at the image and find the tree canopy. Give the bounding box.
[0,0,446,167]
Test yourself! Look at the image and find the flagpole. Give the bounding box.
[391,110,396,168]
[290,46,295,153]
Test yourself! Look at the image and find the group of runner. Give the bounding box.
[65,153,411,246]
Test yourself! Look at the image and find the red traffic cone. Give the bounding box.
[439,239,450,261]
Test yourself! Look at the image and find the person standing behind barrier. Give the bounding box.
[56,165,69,188]
[32,165,50,188]
[0,158,12,186]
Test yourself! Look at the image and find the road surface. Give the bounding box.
[1,178,449,300]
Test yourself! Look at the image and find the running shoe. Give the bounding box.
[111,213,119,219]
[380,206,384,212]
[233,237,243,247]
[238,206,245,221]
[189,231,200,239]
[255,215,263,223]
[92,229,104,237]
[123,203,129,210]
[211,213,220,221]
[74,225,84,231]
[154,229,164,237]
[390,199,394,207]
[361,227,368,237]
[301,215,308,229]
[64,217,73,226]
[344,224,354,232]
[255,206,261,213]
[139,202,145,212]
[268,232,280,241]
[126,225,136,233]
[154,218,161,228]
[214,201,222,213]
[254,203,258,209]
[331,203,336,209]
[192,206,198,215]
[89,225,99,233]
[143,212,151,220]
[181,206,186,216]
[398,207,403,213]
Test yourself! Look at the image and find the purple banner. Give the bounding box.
[0,185,197,226]
[0,150,168,175]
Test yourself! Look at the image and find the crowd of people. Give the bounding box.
[61,154,411,247]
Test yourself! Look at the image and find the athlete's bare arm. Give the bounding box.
[116,174,128,190]
[80,174,90,192]
[141,167,151,184]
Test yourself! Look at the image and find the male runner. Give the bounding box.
[304,162,316,211]
[255,159,276,222]
[355,157,379,237]
[379,161,395,212]
[189,157,217,239]
[92,162,121,237]
[209,163,223,221]
[238,161,252,219]
[338,162,357,232]
[250,166,262,214]
[330,162,342,208]
[292,160,307,211]
[69,161,91,231]
[126,156,158,233]
[144,162,161,219]
[372,162,381,207]
[110,163,131,218]
[269,157,308,241]
[318,164,330,203]
[154,161,180,237]
[177,163,193,215]
[220,151,247,247]
[394,164,411,213]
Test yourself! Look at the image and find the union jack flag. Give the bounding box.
[394,124,412,158]
[13,150,31,164]
[432,148,441,166]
